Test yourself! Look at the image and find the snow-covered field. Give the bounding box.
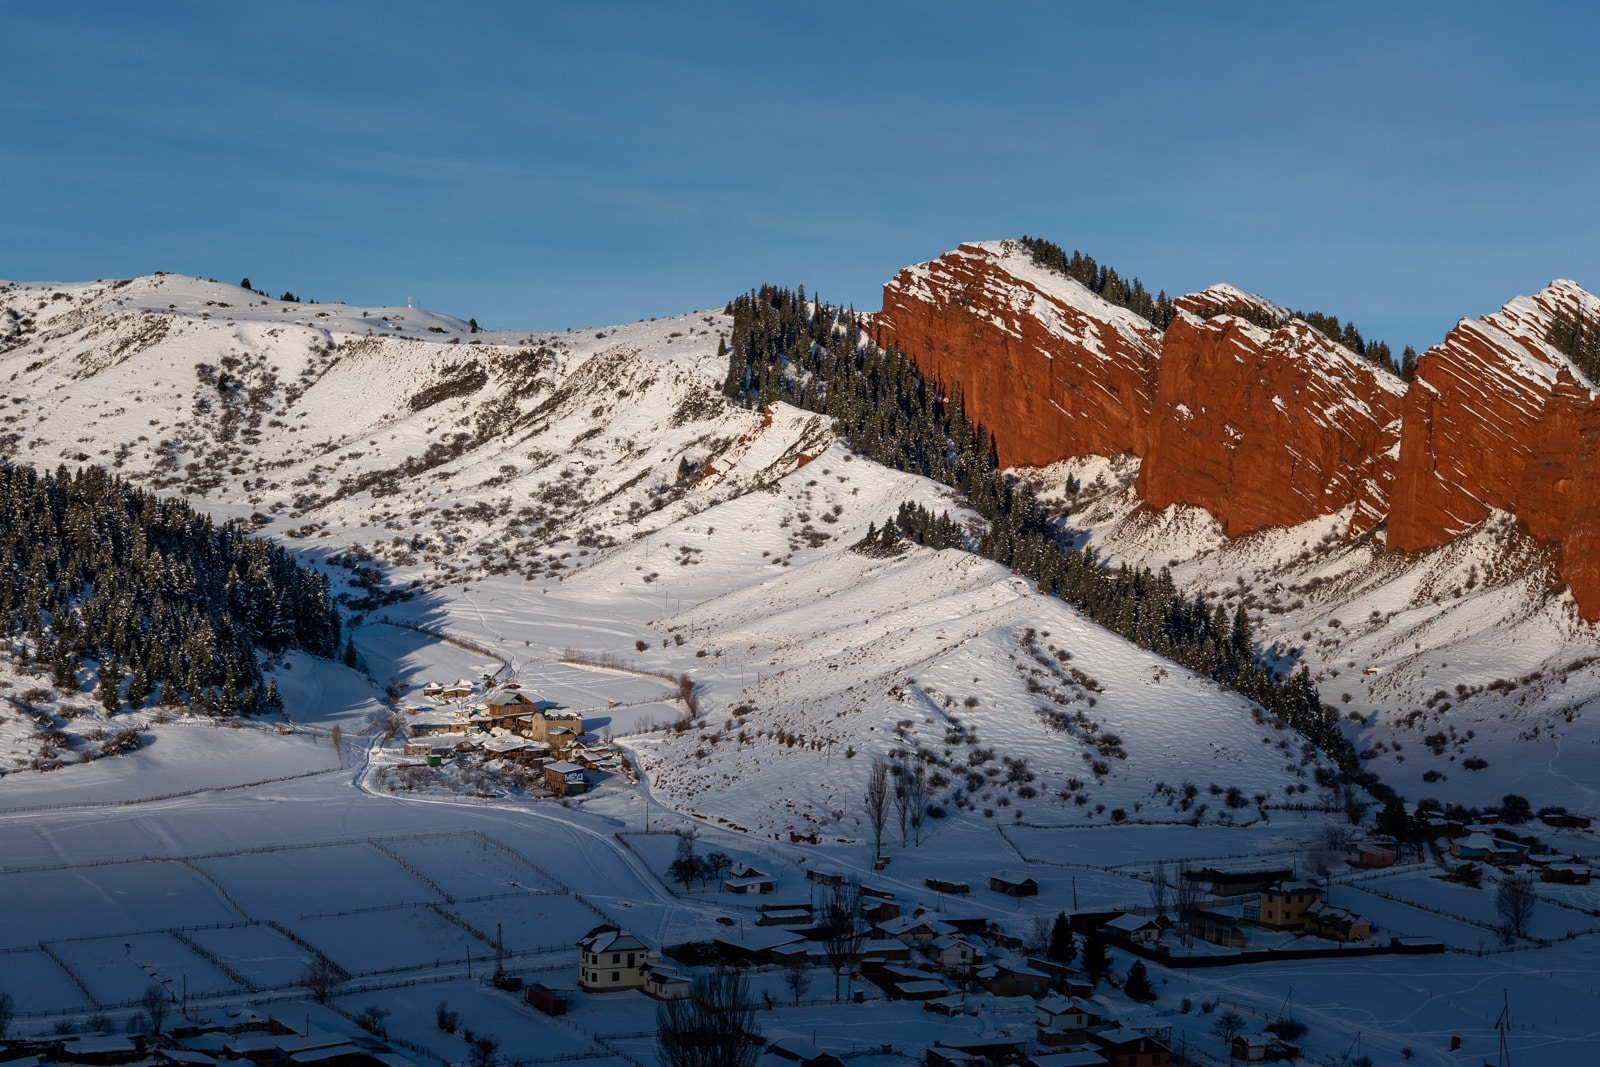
[3,274,1599,1063]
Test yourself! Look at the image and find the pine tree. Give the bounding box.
[1047,912,1076,966]
[1123,960,1156,1002]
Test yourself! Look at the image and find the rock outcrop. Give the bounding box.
[1388,281,1600,618]
[1140,311,1405,537]
[878,242,1600,617]
[875,241,1161,467]
[878,244,1408,536]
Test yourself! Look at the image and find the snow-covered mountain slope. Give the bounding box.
[1037,453,1600,814]
[0,273,1349,832]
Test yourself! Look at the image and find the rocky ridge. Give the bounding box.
[877,241,1600,618]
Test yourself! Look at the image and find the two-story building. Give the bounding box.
[576,925,655,991]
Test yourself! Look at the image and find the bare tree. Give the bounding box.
[139,983,170,1035]
[1213,1009,1246,1053]
[657,967,762,1067]
[863,757,890,858]
[892,763,911,846]
[1496,872,1538,942]
[904,761,929,845]
[300,955,343,1004]
[782,963,810,1007]
[1150,859,1170,920]
[1174,863,1202,946]
[468,1033,499,1067]
[818,881,865,1002]
[0,991,12,1040]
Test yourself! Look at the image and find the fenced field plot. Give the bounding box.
[378,833,564,899]
[0,949,94,1014]
[182,923,312,991]
[345,978,605,1066]
[294,907,482,976]
[195,843,446,920]
[0,862,240,946]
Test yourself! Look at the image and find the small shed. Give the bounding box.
[989,871,1039,897]
[524,983,568,1016]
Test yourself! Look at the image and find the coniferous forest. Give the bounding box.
[0,461,340,716]
[722,285,1357,773]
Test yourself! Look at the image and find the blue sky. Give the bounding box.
[5,2,1598,352]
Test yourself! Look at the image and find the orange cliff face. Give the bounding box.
[1139,308,1406,537]
[877,245,1408,537]
[875,241,1162,467]
[877,242,1600,618]
[1388,282,1600,618]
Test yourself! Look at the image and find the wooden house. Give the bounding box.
[724,862,776,894]
[1088,1029,1170,1067]
[543,760,586,795]
[924,934,982,969]
[977,963,1051,998]
[988,871,1040,897]
[1102,912,1162,944]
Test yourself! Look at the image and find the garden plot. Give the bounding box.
[338,977,603,1066]
[195,843,445,921]
[0,862,238,948]
[48,936,203,1008]
[0,949,93,1014]
[183,923,310,991]
[1004,821,1313,873]
[293,907,480,976]
[448,894,606,958]
[124,931,243,997]
[521,662,676,713]
[1351,868,1590,942]
[379,833,563,899]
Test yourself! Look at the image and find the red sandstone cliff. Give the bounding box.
[1388,281,1600,617]
[878,242,1600,617]
[876,241,1162,467]
[1140,308,1406,537]
[878,246,1406,535]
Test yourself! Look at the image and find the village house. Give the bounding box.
[641,964,692,1001]
[1194,866,1294,897]
[1449,831,1527,866]
[988,871,1040,897]
[406,710,467,737]
[861,897,902,924]
[1186,909,1246,948]
[1246,881,1322,929]
[543,760,587,795]
[1231,1033,1299,1062]
[924,934,983,969]
[876,914,956,943]
[1303,899,1371,942]
[765,1039,849,1067]
[421,681,443,699]
[1102,913,1163,944]
[1088,1028,1171,1067]
[977,962,1052,998]
[438,679,474,700]
[724,862,776,894]
[576,925,654,991]
[1035,994,1103,1046]
[1026,1051,1109,1067]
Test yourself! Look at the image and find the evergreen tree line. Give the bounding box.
[1018,235,1416,382]
[722,288,1356,773]
[1546,308,1600,383]
[0,461,341,716]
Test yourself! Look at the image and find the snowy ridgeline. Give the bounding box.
[0,273,1599,1061]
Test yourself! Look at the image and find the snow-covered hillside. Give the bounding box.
[0,273,1349,834]
[1035,453,1600,815]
